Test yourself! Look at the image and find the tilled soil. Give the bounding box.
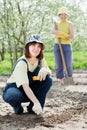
[0,70,87,130]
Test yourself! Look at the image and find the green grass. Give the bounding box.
[73,51,87,69]
[44,52,55,70]
[0,60,11,75]
[0,51,87,75]
[45,51,87,70]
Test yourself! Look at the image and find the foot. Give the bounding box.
[13,105,23,115]
[27,106,36,115]
[57,79,64,86]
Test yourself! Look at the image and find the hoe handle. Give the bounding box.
[58,38,68,77]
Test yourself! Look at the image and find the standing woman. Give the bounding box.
[2,34,52,115]
[51,6,74,85]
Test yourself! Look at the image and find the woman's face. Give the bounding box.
[59,13,68,21]
[29,43,42,58]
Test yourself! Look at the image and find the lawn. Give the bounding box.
[45,51,87,70]
[0,51,87,75]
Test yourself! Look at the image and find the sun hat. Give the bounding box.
[25,34,44,46]
[58,7,69,16]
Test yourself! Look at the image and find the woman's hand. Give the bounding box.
[38,67,48,81]
[32,102,43,115]
[56,31,69,39]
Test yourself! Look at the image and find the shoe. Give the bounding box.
[13,105,23,115]
[27,106,36,114]
[58,79,64,86]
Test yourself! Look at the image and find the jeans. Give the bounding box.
[2,74,52,114]
[54,43,73,79]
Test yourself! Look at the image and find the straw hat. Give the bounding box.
[58,7,69,16]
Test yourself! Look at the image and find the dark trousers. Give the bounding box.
[2,71,52,113]
[54,43,73,78]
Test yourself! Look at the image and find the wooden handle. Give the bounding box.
[58,38,68,77]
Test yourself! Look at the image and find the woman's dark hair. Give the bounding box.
[24,42,45,60]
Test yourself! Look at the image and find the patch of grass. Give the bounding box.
[0,51,87,75]
[0,60,11,75]
[44,52,55,70]
[73,51,87,69]
[45,51,87,70]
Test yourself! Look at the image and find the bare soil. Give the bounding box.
[0,70,87,130]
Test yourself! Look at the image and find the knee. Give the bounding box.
[46,75,53,87]
[49,76,53,86]
[2,88,17,103]
[3,90,14,103]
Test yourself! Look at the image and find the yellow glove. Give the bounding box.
[56,32,69,39]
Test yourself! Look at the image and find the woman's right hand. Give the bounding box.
[32,102,43,115]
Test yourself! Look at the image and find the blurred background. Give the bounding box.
[0,0,87,75]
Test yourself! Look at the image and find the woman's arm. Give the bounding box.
[22,83,42,115]
[11,60,40,103]
[51,22,59,35]
[22,83,39,104]
[69,22,74,39]
[41,58,52,75]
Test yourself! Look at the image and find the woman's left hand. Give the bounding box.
[38,67,47,81]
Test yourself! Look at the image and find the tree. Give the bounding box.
[0,0,87,66]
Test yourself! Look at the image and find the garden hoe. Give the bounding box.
[58,38,74,85]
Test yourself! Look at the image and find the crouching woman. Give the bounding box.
[2,34,52,115]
